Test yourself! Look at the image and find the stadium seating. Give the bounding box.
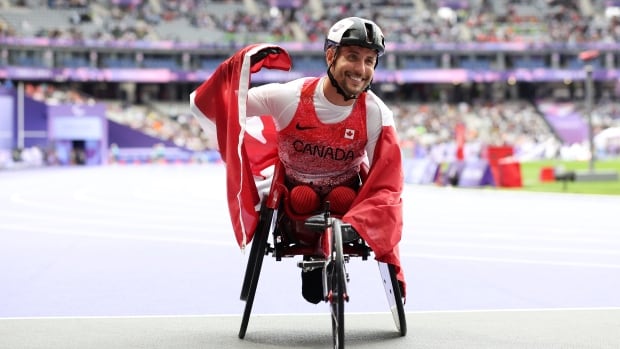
[1,0,619,163]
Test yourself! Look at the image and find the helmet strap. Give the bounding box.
[327,66,357,101]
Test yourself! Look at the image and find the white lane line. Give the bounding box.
[9,193,221,217]
[4,223,619,269]
[403,252,620,269]
[403,232,620,244]
[5,221,616,257]
[2,306,620,320]
[408,240,620,255]
[405,306,620,314]
[0,210,214,230]
[406,222,620,238]
[72,188,217,207]
[0,224,236,247]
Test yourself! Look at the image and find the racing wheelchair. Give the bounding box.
[238,161,407,348]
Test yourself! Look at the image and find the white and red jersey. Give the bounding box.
[275,78,367,195]
[246,76,389,167]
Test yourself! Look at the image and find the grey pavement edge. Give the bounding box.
[1,308,619,349]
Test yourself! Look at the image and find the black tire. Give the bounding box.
[240,205,272,301]
[330,219,346,349]
[238,207,273,339]
[389,263,407,336]
[379,262,407,336]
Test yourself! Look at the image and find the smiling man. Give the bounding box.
[190,17,406,305]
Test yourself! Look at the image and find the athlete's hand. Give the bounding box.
[250,47,282,66]
[248,45,291,73]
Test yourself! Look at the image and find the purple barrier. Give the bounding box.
[537,101,589,145]
[107,120,175,149]
[0,88,15,149]
[47,103,108,165]
[111,0,142,4]
[439,0,469,9]
[2,66,618,84]
[113,147,190,164]
[48,104,107,139]
[107,120,224,163]
[545,112,588,145]
[270,0,302,8]
[23,95,48,148]
[0,87,51,149]
[404,158,440,185]
[443,161,465,186]
[457,159,495,187]
[111,147,221,164]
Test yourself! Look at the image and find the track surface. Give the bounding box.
[1,164,619,348]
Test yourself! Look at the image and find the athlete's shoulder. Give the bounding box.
[284,77,314,89]
[365,90,395,126]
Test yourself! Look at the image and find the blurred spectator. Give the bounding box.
[1,0,619,44]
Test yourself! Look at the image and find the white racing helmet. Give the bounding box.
[324,17,385,56]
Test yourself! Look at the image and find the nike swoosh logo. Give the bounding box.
[295,122,317,130]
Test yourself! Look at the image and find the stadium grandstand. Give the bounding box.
[1,0,619,181]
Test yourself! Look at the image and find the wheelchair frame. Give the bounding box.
[237,162,407,348]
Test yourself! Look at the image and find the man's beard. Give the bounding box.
[339,73,369,96]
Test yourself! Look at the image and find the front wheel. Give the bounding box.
[378,262,407,336]
[238,207,273,339]
[329,219,347,348]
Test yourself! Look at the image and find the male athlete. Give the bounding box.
[190,17,405,304]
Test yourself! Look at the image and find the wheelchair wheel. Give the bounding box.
[329,219,347,349]
[238,206,274,339]
[240,204,272,301]
[378,262,407,336]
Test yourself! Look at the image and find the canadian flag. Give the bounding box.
[189,44,291,248]
[344,128,355,140]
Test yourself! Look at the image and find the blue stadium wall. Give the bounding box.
[0,86,200,165]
